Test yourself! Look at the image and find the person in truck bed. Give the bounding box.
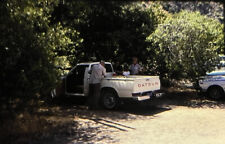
[130,57,142,75]
[123,65,130,76]
[88,60,106,109]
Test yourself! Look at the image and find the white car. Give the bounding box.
[52,62,162,109]
[219,55,225,67]
[199,70,225,99]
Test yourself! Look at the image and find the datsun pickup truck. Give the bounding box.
[51,62,162,109]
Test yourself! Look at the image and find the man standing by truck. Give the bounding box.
[88,60,106,109]
[130,57,142,75]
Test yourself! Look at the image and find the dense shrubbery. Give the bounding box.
[0,0,224,104]
[0,0,81,104]
[56,1,169,64]
[147,11,224,81]
[159,1,224,23]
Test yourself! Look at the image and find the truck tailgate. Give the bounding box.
[132,76,160,94]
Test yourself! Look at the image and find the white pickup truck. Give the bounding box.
[52,62,161,109]
[199,70,225,99]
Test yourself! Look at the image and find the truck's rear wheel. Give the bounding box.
[101,89,119,110]
[207,86,224,100]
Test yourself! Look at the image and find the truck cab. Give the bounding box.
[65,62,114,96]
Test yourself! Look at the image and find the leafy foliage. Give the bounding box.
[0,0,81,101]
[0,0,224,104]
[148,11,224,81]
[55,1,169,65]
[160,1,224,23]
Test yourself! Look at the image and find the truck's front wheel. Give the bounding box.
[101,89,119,110]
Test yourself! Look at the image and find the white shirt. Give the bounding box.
[89,64,106,84]
[123,71,130,76]
[130,64,142,75]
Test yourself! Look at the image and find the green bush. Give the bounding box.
[0,0,81,103]
[147,10,224,81]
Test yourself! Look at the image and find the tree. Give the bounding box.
[159,1,224,23]
[0,0,81,104]
[56,1,169,65]
[147,11,224,81]
[0,0,170,104]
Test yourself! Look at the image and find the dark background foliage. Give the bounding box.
[0,0,224,107]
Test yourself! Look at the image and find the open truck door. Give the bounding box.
[65,65,88,95]
[83,67,90,96]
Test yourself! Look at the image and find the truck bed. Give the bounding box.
[101,75,160,99]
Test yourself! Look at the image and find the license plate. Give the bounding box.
[137,95,150,101]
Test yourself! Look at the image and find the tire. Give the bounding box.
[207,86,224,100]
[100,89,119,110]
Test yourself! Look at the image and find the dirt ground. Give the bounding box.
[2,88,225,144]
[109,107,225,144]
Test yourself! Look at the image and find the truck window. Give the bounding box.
[91,64,113,72]
[105,64,113,72]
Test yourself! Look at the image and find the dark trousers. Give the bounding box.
[88,83,101,109]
